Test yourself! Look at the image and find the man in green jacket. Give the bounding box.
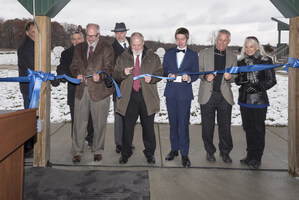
[113,32,163,164]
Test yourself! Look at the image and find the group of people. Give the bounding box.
[18,21,276,169]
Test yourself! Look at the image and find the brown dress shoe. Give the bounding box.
[72,155,81,164]
[94,154,102,162]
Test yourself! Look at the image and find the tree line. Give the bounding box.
[0,18,273,53]
[0,18,215,52]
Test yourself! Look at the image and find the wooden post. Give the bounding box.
[33,16,51,167]
[288,16,299,176]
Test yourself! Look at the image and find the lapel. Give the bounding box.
[209,47,215,71]
[172,48,179,69]
[179,47,192,71]
[225,51,231,68]
[82,42,88,68]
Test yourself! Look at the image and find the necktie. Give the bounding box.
[89,46,94,59]
[133,55,140,92]
[123,43,127,49]
[176,49,185,53]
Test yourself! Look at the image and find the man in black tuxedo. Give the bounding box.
[52,31,94,147]
[111,22,133,153]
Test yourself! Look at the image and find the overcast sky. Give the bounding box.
[0,0,289,46]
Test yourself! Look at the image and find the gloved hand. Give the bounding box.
[50,77,60,87]
[99,73,107,80]
[235,73,248,85]
[245,84,261,94]
[104,76,113,88]
[59,77,67,83]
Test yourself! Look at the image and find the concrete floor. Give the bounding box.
[26,123,299,200]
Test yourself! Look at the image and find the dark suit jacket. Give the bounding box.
[112,37,130,64]
[112,37,130,101]
[70,38,114,102]
[17,35,34,95]
[56,45,76,106]
[163,47,199,100]
[113,47,163,116]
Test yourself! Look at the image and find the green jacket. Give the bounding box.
[113,47,163,116]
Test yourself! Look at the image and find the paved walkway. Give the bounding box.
[25,123,299,200]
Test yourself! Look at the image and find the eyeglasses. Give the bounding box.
[246,36,259,43]
[86,34,98,39]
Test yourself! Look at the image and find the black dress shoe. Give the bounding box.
[219,152,232,163]
[147,155,156,164]
[115,144,122,153]
[131,144,135,150]
[72,155,81,164]
[165,150,179,161]
[206,153,216,162]
[248,159,261,169]
[182,155,191,167]
[240,156,251,165]
[94,154,102,162]
[119,156,128,164]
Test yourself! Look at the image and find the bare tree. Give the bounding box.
[207,30,217,45]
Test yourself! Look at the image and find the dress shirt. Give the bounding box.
[118,39,129,49]
[177,47,186,69]
[87,42,98,59]
[133,53,142,67]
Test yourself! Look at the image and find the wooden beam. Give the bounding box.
[33,16,51,167]
[288,16,299,176]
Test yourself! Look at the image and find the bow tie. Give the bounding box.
[176,49,185,53]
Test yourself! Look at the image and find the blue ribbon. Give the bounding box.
[133,57,299,81]
[1,57,298,108]
[84,70,121,99]
[133,74,176,81]
[0,69,81,108]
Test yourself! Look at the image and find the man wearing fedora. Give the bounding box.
[111,22,133,154]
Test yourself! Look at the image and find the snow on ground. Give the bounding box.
[0,69,288,126]
[0,50,60,66]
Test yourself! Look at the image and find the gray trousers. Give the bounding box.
[113,101,123,145]
[71,87,110,156]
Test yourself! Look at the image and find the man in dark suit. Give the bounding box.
[111,22,131,153]
[70,23,114,164]
[17,21,35,158]
[52,31,94,148]
[198,29,237,163]
[163,27,199,167]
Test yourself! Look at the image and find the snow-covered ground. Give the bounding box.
[0,69,288,126]
[0,50,288,125]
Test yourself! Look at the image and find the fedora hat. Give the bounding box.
[111,22,129,32]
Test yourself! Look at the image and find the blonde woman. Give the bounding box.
[235,36,277,169]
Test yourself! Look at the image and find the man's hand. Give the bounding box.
[205,74,215,82]
[93,73,100,82]
[224,72,231,80]
[144,76,151,83]
[124,67,133,75]
[182,74,190,82]
[77,74,84,83]
[168,73,176,82]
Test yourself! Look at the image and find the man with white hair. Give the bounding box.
[198,29,237,163]
[113,32,163,164]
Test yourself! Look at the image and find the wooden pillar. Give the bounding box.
[288,16,299,176]
[33,16,51,167]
